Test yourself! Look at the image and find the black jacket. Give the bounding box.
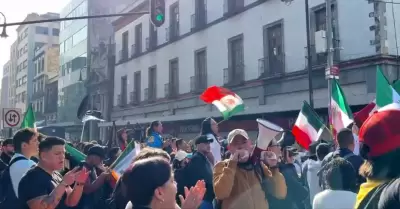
[267,163,308,209]
[184,152,215,202]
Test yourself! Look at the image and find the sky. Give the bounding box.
[0,0,70,82]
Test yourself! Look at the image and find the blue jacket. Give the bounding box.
[146,132,163,148]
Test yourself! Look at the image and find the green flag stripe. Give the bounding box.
[376,66,393,107]
[301,101,324,130]
[331,79,353,118]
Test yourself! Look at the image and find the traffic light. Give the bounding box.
[150,0,165,27]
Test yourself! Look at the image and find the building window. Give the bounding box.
[193,0,207,29]
[120,76,128,105]
[148,66,157,101]
[168,59,179,98]
[64,37,73,52]
[35,26,49,35]
[194,49,207,91]
[314,7,328,65]
[133,72,141,102]
[23,60,28,68]
[263,21,285,77]
[134,23,143,55]
[121,31,129,61]
[52,28,60,36]
[168,2,180,41]
[225,35,244,85]
[148,22,158,50]
[72,26,87,46]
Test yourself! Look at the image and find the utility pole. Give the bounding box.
[305,0,314,108]
[326,0,334,133]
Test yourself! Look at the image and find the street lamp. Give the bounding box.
[0,12,8,38]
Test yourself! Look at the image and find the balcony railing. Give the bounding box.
[131,44,137,58]
[166,25,179,42]
[118,50,123,62]
[223,63,245,86]
[164,83,169,98]
[119,49,128,62]
[191,11,207,31]
[129,91,139,105]
[190,76,195,93]
[144,88,149,101]
[258,56,285,78]
[223,0,244,16]
[145,38,150,50]
[148,84,156,101]
[117,94,123,107]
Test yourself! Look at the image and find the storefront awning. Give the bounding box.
[98,104,299,127]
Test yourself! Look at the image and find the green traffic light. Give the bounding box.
[156,14,164,21]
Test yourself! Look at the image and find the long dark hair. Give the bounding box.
[124,157,172,207]
[200,117,217,137]
[146,120,161,137]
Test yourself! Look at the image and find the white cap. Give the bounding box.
[227,129,249,143]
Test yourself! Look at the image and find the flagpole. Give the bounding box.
[80,121,86,142]
[326,0,335,139]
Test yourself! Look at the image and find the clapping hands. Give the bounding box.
[180,180,206,209]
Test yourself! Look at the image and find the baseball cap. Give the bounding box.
[87,145,106,159]
[175,150,192,161]
[359,103,400,157]
[1,138,13,146]
[227,129,249,144]
[194,135,213,145]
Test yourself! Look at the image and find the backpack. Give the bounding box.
[357,179,396,209]
[0,156,27,209]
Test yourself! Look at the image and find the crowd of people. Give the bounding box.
[0,105,400,209]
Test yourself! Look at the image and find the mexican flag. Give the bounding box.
[110,140,141,181]
[330,79,353,136]
[376,66,400,107]
[21,104,36,130]
[200,86,244,119]
[292,101,325,150]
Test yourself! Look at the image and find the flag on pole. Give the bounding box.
[292,101,325,150]
[65,144,86,162]
[110,140,141,181]
[376,66,400,107]
[200,86,244,119]
[21,103,36,130]
[330,79,353,136]
[353,101,377,128]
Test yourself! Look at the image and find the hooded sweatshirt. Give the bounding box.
[303,159,323,205]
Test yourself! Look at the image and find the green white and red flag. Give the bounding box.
[330,79,353,137]
[292,101,325,150]
[200,86,244,119]
[376,66,400,107]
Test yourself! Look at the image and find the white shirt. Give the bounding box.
[9,153,37,198]
[313,190,357,209]
[207,134,221,163]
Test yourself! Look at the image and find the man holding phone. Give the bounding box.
[266,138,309,209]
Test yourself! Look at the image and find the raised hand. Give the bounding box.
[75,167,90,184]
[180,180,206,209]
[62,167,79,185]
